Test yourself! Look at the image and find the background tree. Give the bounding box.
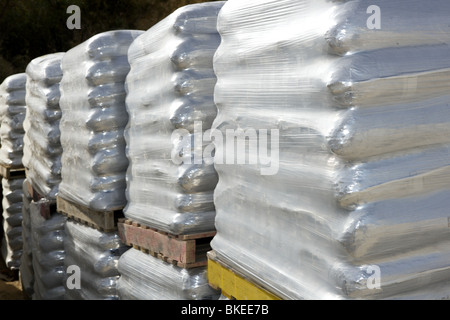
[0,0,222,82]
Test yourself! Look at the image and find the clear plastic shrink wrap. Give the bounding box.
[63,220,127,300]
[30,200,66,300]
[23,53,65,200]
[1,178,24,270]
[59,30,144,211]
[0,73,27,168]
[20,179,34,297]
[124,2,225,235]
[210,0,450,299]
[117,247,220,300]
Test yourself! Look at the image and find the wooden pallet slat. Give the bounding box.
[0,165,25,180]
[207,250,282,301]
[56,196,123,232]
[25,179,57,220]
[117,218,215,268]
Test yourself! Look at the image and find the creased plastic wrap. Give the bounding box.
[63,220,127,300]
[210,0,450,300]
[0,73,27,168]
[117,247,220,300]
[20,179,34,298]
[1,178,24,270]
[30,200,66,300]
[124,2,224,235]
[59,30,144,211]
[23,53,65,200]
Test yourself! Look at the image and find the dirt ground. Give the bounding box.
[0,278,24,300]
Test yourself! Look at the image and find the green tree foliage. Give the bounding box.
[0,0,222,82]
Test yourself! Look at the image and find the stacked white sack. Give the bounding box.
[211,0,450,299]
[20,179,34,298]
[1,178,24,270]
[29,200,66,300]
[23,53,65,200]
[117,247,220,300]
[59,30,144,211]
[0,73,27,168]
[124,2,225,235]
[63,220,128,300]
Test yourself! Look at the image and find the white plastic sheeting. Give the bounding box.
[0,73,27,168]
[117,247,220,300]
[63,220,127,300]
[210,0,450,300]
[124,2,224,235]
[23,53,65,200]
[1,178,24,270]
[20,179,34,298]
[29,200,66,300]
[59,30,144,211]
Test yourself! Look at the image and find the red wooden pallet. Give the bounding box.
[117,218,216,269]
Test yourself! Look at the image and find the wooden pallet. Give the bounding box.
[117,218,215,268]
[207,250,282,300]
[25,179,57,220]
[56,196,123,232]
[0,165,25,180]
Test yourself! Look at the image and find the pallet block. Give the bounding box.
[0,165,25,180]
[118,218,215,268]
[56,196,123,232]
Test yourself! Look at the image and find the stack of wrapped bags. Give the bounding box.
[63,220,128,300]
[0,73,27,168]
[23,53,65,200]
[58,30,143,300]
[19,179,34,297]
[1,178,24,270]
[118,2,224,300]
[210,0,450,299]
[59,30,143,211]
[29,199,66,300]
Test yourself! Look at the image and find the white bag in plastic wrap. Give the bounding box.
[23,53,65,200]
[63,220,128,300]
[0,73,27,168]
[20,178,34,298]
[210,0,450,300]
[117,247,220,300]
[59,30,144,211]
[30,200,66,300]
[1,178,24,270]
[124,2,225,235]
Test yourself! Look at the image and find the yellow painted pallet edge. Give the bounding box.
[207,251,281,300]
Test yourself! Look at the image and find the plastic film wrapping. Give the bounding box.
[63,220,128,300]
[30,200,66,300]
[0,73,27,168]
[210,0,450,299]
[124,2,225,235]
[1,178,24,270]
[59,30,144,211]
[20,179,34,297]
[117,247,220,300]
[23,53,65,200]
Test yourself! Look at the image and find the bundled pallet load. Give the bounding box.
[23,53,65,200]
[59,30,143,211]
[0,73,27,169]
[117,247,219,300]
[29,199,66,300]
[1,178,24,270]
[19,179,34,298]
[210,0,450,299]
[63,220,128,300]
[118,2,225,300]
